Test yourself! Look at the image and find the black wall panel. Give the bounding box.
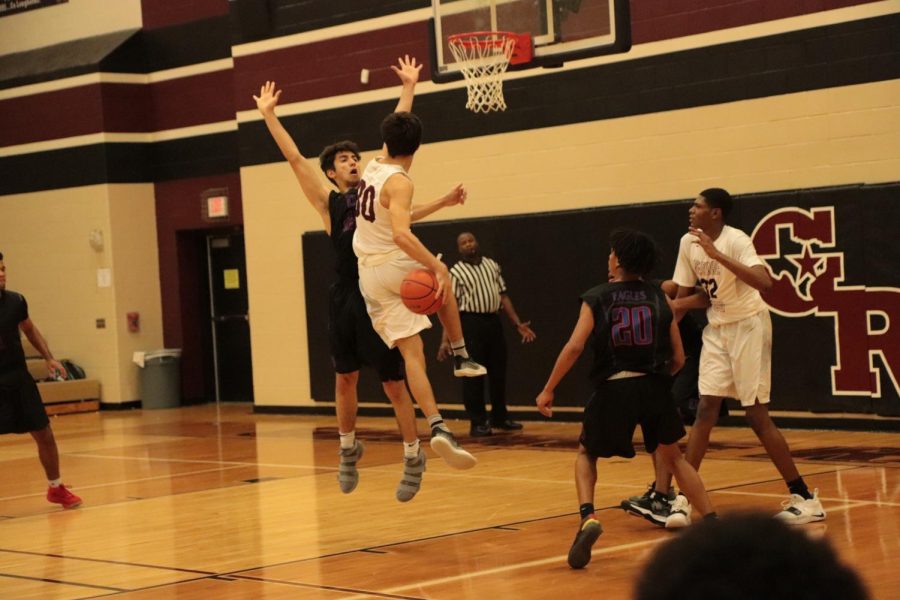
[303,184,900,415]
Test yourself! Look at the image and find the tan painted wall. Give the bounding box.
[107,184,164,402]
[0,183,162,403]
[0,0,142,54]
[242,79,900,407]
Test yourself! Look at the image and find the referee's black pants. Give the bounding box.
[460,312,507,426]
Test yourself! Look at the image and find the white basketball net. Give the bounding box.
[449,32,517,113]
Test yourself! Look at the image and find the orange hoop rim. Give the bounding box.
[447,31,520,50]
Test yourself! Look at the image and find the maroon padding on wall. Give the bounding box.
[155,174,243,402]
[141,0,230,30]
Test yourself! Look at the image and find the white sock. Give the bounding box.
[404,439,420,459]
[49,478,61,487]
[450,339,469,358]
[339,430,356,450]
[428,414,449,433]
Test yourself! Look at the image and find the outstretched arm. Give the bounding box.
[20,318,66,379]
[254,81,331,232]
[536,302,594,417]
[381,56,422,158]
[411,184,467,221]
[500,294,536,343]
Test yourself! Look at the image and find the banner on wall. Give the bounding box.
[0,0,67,18]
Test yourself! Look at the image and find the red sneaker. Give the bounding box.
[47,484,82,509]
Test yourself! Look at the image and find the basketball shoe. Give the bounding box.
[430,427,477,469]
[665,493,692,529]
[396,448,426,503]
[775,489,826,524]
[337,440,364,493]
[453,356,487,377]
[567,517,602,569]
[47,484,82,509]
[621,485,672,527]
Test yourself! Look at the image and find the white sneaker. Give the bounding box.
[665,494,692,529]
[453,356,487,377]
[430,427,477,470]
[775,489,826,525]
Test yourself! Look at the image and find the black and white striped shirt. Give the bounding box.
[449,257,507,313]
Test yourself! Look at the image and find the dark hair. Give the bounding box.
[318,141,361,185]
[0,251,3,260]
[381,112,422,157]
[609,228,659,276]
[700,187,733,219]
[634,513,869,600]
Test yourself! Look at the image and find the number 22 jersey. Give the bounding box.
[672,225,767,326]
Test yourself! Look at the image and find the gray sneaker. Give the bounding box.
[453,355,487,377]
[430,427,477,469]
[337,440,364,494]
[567,518,603,569]
[396,447,427,502]
[621,488,671,527]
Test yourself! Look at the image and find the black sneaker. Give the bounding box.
[430,427,477,469]
[567,518,602,569]
[453,355,487,377]
[620,483,673,527]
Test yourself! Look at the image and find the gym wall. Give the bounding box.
[1,0,897,413]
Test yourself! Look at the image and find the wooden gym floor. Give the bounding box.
[0,404,897,599]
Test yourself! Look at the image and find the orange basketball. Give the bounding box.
[400,268,444,315]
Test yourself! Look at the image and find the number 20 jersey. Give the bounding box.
[672,225,767,326]
[581,280,674,386]
[352,158,409,259]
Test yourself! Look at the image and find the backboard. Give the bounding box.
[430,0,631,83]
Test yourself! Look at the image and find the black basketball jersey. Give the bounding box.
[328,189,360,286]
[0,290,28,374]
[581,279,674,386]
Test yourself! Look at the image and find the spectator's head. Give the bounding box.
[381,112,422,157]
[634,513,869,600]
[0,251,5,291]
[608,228,659,278]
[318,141,361,188]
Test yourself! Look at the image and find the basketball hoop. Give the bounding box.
[448,31,529,113]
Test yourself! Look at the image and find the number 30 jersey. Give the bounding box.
[672,225,767,326]
[352,157,410,259]
[581,280,673,386]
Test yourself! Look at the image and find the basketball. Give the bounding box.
[400,269,444,315]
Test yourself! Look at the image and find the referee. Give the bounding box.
[438,233,536,436]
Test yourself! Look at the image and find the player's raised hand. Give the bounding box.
[688,227,720,260]
[253,81,282,114]
[392,55,422,87]
[441,184,467,207]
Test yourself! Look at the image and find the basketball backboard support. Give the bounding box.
[430,0,631,83]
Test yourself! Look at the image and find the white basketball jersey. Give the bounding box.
[352,158,409,258]
[672,225,768,326]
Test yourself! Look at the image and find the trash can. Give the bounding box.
[135,349,182,409]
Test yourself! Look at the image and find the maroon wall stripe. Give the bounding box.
[232,22,427,111]
[0,86,104,146]
[141,0,230,30]
[150,70,236,131]
[0,0,882,149]
[631,0,878,44]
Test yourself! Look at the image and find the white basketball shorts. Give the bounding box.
[357,251,432,347]
[698,310,772,407]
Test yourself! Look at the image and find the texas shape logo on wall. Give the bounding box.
[752,207,900,398]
